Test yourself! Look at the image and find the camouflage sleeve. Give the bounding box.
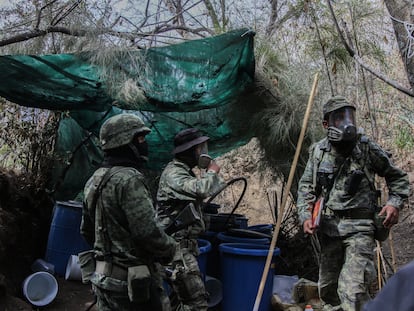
[80,201,95,246]
[166,169,226,200]
[368,141,409,209]
[120,175,176,261]
[296,145,318,224]
[80,177,96,246]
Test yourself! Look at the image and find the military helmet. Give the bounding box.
[172,128,209,154]
[99,114,151,150]
[323,96,356,119]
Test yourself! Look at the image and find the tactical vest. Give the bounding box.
[312,137,377,202]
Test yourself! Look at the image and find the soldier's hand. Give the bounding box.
[207,160,220,174]
[379,205,399,229]
[303,219,316,235]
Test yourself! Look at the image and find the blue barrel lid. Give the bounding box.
[247,224,273,230]
[197,239,212,253]
[217,231,270,244]
[219,242,280,256]
[55,200,82,208]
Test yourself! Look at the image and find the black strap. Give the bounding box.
[93,167,121,262]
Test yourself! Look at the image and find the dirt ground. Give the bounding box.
[3,277,96,311]
[1,139,414,310]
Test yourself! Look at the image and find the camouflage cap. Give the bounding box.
[100,114,151,150]
[323,96,356,117]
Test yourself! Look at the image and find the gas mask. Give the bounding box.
[136,141,149,161]
[197,142,212,169]
[128,137,149,163]
[327,107,357,142]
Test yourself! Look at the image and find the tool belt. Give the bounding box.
[95,261,128,281]
[333,208,374,220]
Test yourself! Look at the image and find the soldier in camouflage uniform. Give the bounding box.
[81,114,177,311]
[157,128,226,311]
[296,96,409,311]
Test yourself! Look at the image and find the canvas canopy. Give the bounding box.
[0,28,256,200]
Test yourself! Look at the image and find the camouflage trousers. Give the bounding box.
[319,231,376,311]
[92,272,171,311]
[167,240,208,311]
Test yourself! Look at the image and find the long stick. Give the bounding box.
[388,229,397,273]
[376,241,382,290]
[253,72,319,311]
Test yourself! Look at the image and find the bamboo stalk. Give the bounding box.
[388,229,397,273]
[378,242,388,282]
[252,72,319,311]
[376,241,382,290]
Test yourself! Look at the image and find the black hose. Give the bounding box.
[206,177,248,227]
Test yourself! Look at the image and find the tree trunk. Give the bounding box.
[384,0,414,90]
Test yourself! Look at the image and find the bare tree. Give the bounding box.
[384,0,414,91]
[326,0,414,97]
[0,0,214,52]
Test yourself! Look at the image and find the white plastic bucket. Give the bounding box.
[22,271,58,306]
[65,254,82,281]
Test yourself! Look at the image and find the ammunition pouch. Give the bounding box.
[78,250,96,284]
[95,261,128,280]
[344,169,364,195]
[127,265,151,303]
[373,211,389,242]
[317,172,334,192]
[165,203,201,235]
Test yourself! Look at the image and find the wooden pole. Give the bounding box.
[388,229,397,273]
[376,241,382,290]
[252,72,319,311]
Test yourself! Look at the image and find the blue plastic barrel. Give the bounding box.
[248,224,274,236]
[199,231,221,279]
[217,231,270,244]
[45,201,91,276]
[197,239,212,282]
[219,243,280,311]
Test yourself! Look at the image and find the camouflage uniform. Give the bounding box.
[297,137,409,311]
[82,166,176,311]
[157,159,226,311]
[81,114,177,311]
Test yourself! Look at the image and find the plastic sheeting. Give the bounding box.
[0,29,256,200]
[0,28,254,112]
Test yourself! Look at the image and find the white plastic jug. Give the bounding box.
[65,254,82,281]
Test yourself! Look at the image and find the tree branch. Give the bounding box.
[202,0,221,32]
[310,2,334,96]
[0,24,210,48]
[51,0,83,26]
[326,0,414,97]
[35,0,59,29]
[265,0,278,37]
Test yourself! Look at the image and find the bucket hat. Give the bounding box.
[172,128,209,154]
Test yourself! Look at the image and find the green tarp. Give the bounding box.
[0,29,256,200]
